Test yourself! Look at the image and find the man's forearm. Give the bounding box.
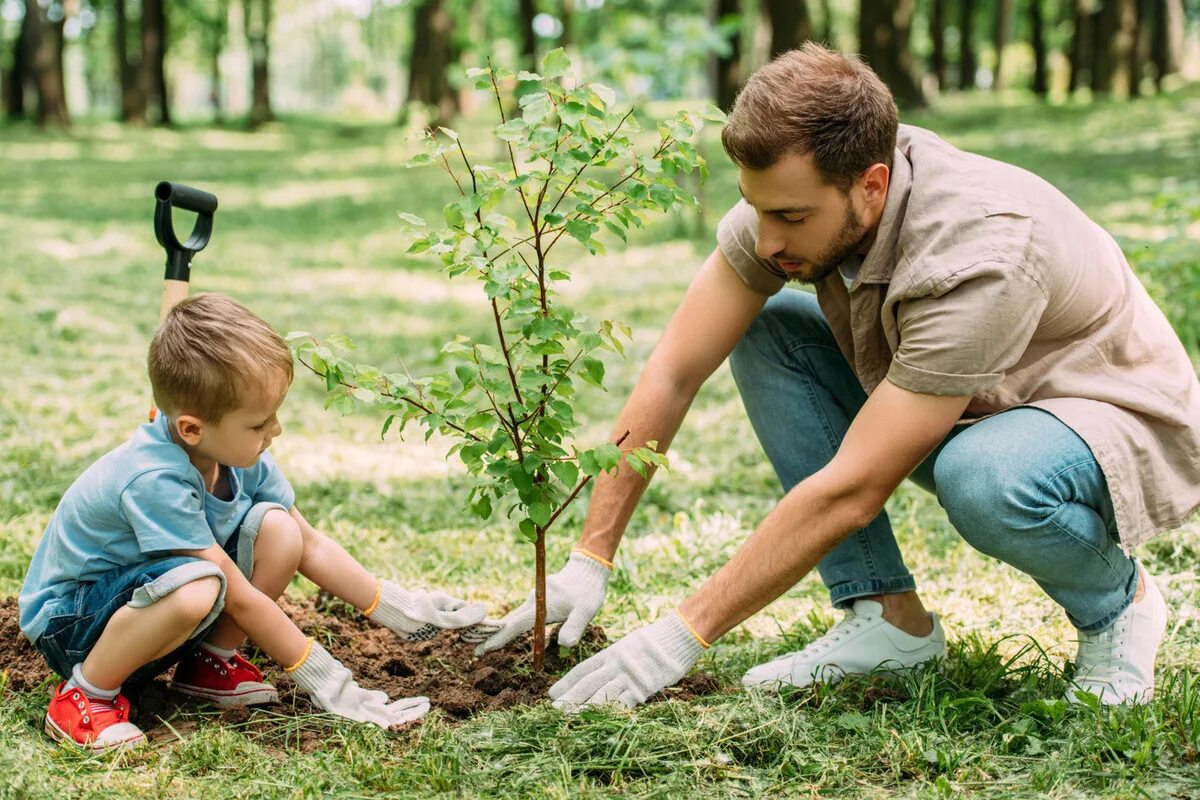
[678,468,872,642]
[576,371,698,561]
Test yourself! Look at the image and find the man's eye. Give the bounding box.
[784,216,807,225]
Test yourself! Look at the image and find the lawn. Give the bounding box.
[1,86,1198,799]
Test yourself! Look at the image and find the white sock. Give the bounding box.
[66,663,119,700]
[200,641,237,661]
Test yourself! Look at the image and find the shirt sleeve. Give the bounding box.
[887,262,1049,396]
[119,470,216,554]
[247,451,295,509]
[716,200,787,296]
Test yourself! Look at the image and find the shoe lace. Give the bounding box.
[1076,617,1132,685]
[776,612,868,663]
[67,690,128,728]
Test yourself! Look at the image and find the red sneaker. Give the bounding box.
[44,681,146,751]
[170,649,279,708]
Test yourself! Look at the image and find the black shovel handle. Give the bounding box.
[154,181,218,281]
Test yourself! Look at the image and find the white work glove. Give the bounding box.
[470,550,611,656]
[289,641,430,727]
[549,611,706,710]
[368,580,487,641]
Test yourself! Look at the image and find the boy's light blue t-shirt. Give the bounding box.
[18,412,294,642]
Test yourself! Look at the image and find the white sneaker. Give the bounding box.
[1068,564,1168,705]
[742,599,947,692]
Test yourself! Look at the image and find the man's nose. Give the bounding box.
[754,219,785,261]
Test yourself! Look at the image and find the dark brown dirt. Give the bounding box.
[0,593,722,739]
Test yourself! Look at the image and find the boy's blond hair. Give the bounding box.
[149,293,294,422]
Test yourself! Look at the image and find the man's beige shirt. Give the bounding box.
[717,124,1200,550]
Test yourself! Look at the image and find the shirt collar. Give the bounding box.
[856,146,912,285]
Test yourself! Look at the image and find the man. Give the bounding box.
[476,44,1200,709]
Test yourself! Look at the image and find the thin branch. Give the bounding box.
[547,108,635,219]
[489,62,538,229]
[438,152,466,197]
[542,431,632,531]
[491,299,524,406]
[296,355,482,442]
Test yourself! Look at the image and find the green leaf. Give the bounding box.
[529,502,552,527]
[495,119,529,142]
[517,70,542,82]
[381,414,396,439]
[454,364,475,387]
[565,219,598,245]
[625,451,647,478]
[444,202,465,228]
[550,460,580,488]
[558,102,586,126]
[541,47,571,78]
[580,356,605,387]
[593,443,621,472]
[518,518,537,543]
[351,387,375,404]
[396,212,427,232]
[578,448,600,476]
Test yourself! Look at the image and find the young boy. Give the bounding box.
[18,293,488,750]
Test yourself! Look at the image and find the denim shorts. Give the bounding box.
[32,501,285,684]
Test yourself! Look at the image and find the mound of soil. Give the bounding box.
[0,593,722,740]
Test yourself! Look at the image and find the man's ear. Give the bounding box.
[173,414,205,446]
[854,162,891,228]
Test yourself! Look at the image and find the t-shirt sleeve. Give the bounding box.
[887,263,1049,396]
[716,200,787,296]
[119,470,216,554]
[248,451,295,509]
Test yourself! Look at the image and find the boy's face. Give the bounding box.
[173,376,289,469]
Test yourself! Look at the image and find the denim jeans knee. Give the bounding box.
[933,407,1137,631]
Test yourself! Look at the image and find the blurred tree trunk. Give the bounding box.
[710,0,742,112]
[140,0,170,124]
[992,0,1010,90]
[1149,0,1183,90]
[244,0,273,127]
[114,0,145,122]
[402,0,457,127]
[1128,0,1146,96]
[4,12,29,118]
[930,0,947,90]
[519,0,537,69]
[763,0,814,58]
[1029,0,1049,95]
[25,0,70,127]
[817,0,834,42]
[859,0,926,107]
[561,0,574,50]
[207,0,228,123]
[1068,0,1091,92]
[1092,0,1136,94]
[959,0,978,88]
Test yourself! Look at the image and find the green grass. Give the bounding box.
[2,86,1199,798]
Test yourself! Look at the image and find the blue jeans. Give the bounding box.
[728,290,1138,633]
[33,501,283,683]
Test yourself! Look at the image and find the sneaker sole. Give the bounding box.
[169,682,279,708]
[44,714,146,751]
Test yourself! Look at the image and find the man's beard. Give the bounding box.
[786,198,869,285]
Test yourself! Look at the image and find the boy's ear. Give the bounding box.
[173,414,205,446]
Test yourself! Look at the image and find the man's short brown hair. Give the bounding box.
[721,43,899,190]
[149,293,294,422]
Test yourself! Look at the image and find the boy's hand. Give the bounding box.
[369,580,487,641]
[472,550,610,655]
[289,641,429,727]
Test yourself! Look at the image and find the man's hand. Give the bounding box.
[549,612,706,710]
[471,550,611,655]
[289,640,430,727]
[368,580,487,641]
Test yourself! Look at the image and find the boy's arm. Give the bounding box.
[288,506,486,637]
[173,544,308,667]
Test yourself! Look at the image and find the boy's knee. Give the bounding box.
[166,575,223,623]
[258,509,304,569]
